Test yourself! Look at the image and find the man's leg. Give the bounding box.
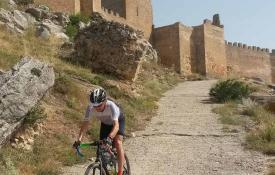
[114,135,125,175]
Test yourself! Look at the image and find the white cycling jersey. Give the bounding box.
[83,100,120,125]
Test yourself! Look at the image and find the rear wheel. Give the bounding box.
[114,154,131,175]
[123,154,131,175]
[84,162,106,175]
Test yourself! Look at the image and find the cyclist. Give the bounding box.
[74,88,126,175]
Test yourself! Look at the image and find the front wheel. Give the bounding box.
[84,162,106,175]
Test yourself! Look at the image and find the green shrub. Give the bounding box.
[65,14,90,40]
[65,24,78,41]
[209,79,251,102]
[23,106,47,126]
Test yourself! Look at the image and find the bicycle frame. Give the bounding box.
[76,141,118,175]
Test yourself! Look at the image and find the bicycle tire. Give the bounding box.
[124,154,131,175]
[84,162,106,175]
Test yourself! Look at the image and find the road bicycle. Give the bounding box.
[76,140,131,175]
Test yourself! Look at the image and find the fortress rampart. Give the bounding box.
[226,41,272,82]
[34,0,153,40]
[153,16,227,78]
[153,23,181,72]
[34,0,81,14]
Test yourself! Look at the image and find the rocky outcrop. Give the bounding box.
[0,57,55,146]
[0,8,35,34]
[0,6,69,41]
[73,13,157,80]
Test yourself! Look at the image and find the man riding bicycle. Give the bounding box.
[74,88,126,175]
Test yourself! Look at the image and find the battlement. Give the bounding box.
[101,7,123,18]
[225,40,270,53]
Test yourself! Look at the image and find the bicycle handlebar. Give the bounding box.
[75,142,98,157]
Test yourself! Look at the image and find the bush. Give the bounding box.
[209,79,251,102]
[65,14,90,40]
[65,24,78,41]
[23,106,47,126]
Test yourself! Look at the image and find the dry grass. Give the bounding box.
[212,101,245,126]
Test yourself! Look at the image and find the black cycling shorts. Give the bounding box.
[99,113,125,140]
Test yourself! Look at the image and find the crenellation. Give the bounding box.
[237,43,242,48]
[233,42,237,46]
[203,19,212,25]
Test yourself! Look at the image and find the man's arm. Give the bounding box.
[77,121,90,141]
[108,120,119,139]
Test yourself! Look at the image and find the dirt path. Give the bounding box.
[63,80,267,175]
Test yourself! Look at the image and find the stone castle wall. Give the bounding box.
[34,0,80,14]
[191,26,205,75]
[154,20,227,78]
[178,23,193,75]
[101,0,125,17]
[34,0,153,40]
[203,22,227,77]
[226,42,272,82]
[153,23,181,72]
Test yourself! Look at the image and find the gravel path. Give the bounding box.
[63,80,267,175]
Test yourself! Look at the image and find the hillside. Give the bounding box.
[0,23,180,174]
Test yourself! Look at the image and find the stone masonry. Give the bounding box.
[154,14,274,83]
[34,0,153,40]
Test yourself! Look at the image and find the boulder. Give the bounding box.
[73,13,157,80]
[0,57,55,146]
[0,8,12,23]
[36,25,50,39]
[13,10,28,30]
[41,19,63,34]
[54,32,69,42]
[25,7,43,21]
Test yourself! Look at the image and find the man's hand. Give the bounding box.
[73,140,81,149]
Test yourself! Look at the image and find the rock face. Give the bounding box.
[0,6,69,41]
[0,8,35,34]
[74,13,157,80]
[0,57,55,146]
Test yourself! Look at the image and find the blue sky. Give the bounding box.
[152,0,275,50]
